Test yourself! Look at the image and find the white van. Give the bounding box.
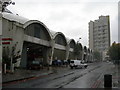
[70,60,88,69]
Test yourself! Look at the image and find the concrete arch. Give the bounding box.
[76,43,83,60]
[23,20,52,40]
[88,48,90,53]
[78,43,83,51]
[53,32,67,46]
[84,46,87,52]
[21,20,53,67]
[68,39,76,48]
[83,46,88,61]
[91,49,93,53]
[87,48,90,62]
[67,39,76,60]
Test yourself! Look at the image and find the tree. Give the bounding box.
[108,42,120,65]
[2,43,21,69]
[2,46,11,69]
[93,50,101,61]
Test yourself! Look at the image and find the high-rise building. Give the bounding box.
[89,15,110,61]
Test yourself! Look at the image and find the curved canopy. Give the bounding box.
[24,20,52,40]
[2,12,29,24]
[88,48,90,53]
[84,46,87,52]
[53,32,67,46]
[79,43,83,51]
[91,49,93,53]
[68,39,76,44]
[69,39,76,48]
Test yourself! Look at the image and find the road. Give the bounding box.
[3,62,115,88]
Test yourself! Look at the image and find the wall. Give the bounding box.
[2,18,24,67]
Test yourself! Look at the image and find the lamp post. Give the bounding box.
[76,37,81,60]
[77,37,81,44]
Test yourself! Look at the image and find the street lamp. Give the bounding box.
[76,37,82,60]
[77,37,81,44]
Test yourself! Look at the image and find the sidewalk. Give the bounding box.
[2,66,69,83]
[112,65,120,88]
[98,63,120,88]
[2,63,120,88]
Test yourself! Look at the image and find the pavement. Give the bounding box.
[97,63,120,88]
[2,66,69,83]
[2,63,120,88]
[112,65,120,88]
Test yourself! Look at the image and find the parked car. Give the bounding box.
[57,60,62,66]
[63,60,69,65]
[70,60,88,69]
[29,60,43,70]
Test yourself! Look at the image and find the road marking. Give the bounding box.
[91,74,103,88]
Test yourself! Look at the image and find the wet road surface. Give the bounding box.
[3,62,114,88]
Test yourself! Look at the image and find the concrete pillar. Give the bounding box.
[87,53,90,62]
[81,50,84,60]
[85,51,88,62]
[66,45,70,60]
[20,44,27,68]
[46,48,52,65]
[83,51,87,61]
[90,55,92,61]
[43,47,50,65]
[50,40,55,65]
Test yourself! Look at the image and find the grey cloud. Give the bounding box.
[8,0,119,46]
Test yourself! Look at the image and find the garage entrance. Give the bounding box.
[20,42,50,69]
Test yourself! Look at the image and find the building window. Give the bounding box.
[34,25,40,38]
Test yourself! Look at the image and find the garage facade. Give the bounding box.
[1,11,93,68]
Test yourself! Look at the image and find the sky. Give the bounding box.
[7,0,119,47]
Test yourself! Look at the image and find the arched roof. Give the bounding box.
[88,48,90,53]
[2,12,29,24]
[53,32,67,45]
[2,12,84,47]
[24,20,52,40]
[68,39,76,49]
[78,43,83,50]
[91,49,93,53]
[67,39,76,45]
[84,46,87,52]
[2,12,52,40]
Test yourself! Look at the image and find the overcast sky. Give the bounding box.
[7,0,119,47]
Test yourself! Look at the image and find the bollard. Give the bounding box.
[104,74,112,88]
